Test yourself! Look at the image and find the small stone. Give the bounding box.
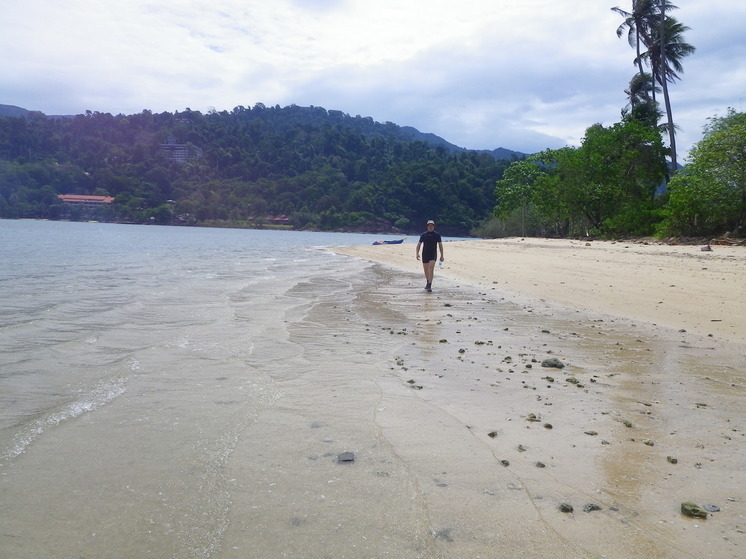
[702,504,720,512]
[584,430,599,436]
[338,452,355,463]
[543,423,553,429]
[488,431,498,438]
[500,459,510,467]
[558,503,574,513]
[643,439,655,446]
[681,502,707,518]
[541,358,565,369]
[535,461,546,468]
[583,503,602,512]
[667,456,678,464]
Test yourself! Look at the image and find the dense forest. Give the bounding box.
[0,104,519,235]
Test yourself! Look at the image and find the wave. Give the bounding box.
[1,375,128,463]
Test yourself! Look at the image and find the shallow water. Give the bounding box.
[0,221,400,558]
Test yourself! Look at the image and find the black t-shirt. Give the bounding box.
[419,230,442,262]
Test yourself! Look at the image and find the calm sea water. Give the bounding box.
[0,220,411,558]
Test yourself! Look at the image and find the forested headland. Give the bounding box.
[0,103,519,235]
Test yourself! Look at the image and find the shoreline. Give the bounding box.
[335,237,745,345]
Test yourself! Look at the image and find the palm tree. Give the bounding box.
[612,0,656,79]
[644,13,695,171]
[622,72,662,129]
[613,1,694,172]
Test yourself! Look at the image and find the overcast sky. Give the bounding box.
[3,0,744,158]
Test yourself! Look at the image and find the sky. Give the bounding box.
[2,0,744,159]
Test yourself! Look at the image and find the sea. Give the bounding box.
[0,220,423,558]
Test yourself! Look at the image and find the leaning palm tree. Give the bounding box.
[612,0,657,79]
[613,1,694,173]
[643,13,695,171]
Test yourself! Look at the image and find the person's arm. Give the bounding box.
[438,241,444,262]
[416,241,422,260]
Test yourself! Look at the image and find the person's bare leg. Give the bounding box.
[423,261,436,290]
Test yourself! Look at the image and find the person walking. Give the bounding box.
[415,220,444,292]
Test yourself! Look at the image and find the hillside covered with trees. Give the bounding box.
[0,104,519,235]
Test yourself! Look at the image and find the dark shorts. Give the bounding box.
[422,250,437,263]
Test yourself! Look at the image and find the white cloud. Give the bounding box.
[1,0,743,156]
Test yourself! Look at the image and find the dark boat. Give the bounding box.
[372,239,404,245]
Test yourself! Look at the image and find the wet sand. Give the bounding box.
[322,238,745,558]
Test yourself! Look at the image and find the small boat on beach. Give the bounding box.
[372,239,404,245]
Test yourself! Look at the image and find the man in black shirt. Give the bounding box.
[415,220,444,292]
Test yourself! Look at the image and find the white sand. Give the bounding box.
[328,238,745,558]
[338,237,744,344]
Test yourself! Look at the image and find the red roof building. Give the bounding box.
[57,194,115,207]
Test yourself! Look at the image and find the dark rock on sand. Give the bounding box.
[584,503,602,512]
[338,452,355,463]
[558,503,574,513]
[541,357,565,369]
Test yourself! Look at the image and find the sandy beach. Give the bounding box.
[338,237,745,345]
[327,237,745,558]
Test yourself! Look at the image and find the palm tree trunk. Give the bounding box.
[660,76,677,172]
[659,1,677,172]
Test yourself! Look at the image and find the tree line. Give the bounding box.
[491,1,744,239]
[0,104,513,235]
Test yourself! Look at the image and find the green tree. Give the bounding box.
[660,109,746,237]
[529,121,666,235]
[494,160,543,236]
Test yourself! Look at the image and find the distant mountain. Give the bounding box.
[397,125,525,159]
[0,104,30,118]
[0,103,527,160]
